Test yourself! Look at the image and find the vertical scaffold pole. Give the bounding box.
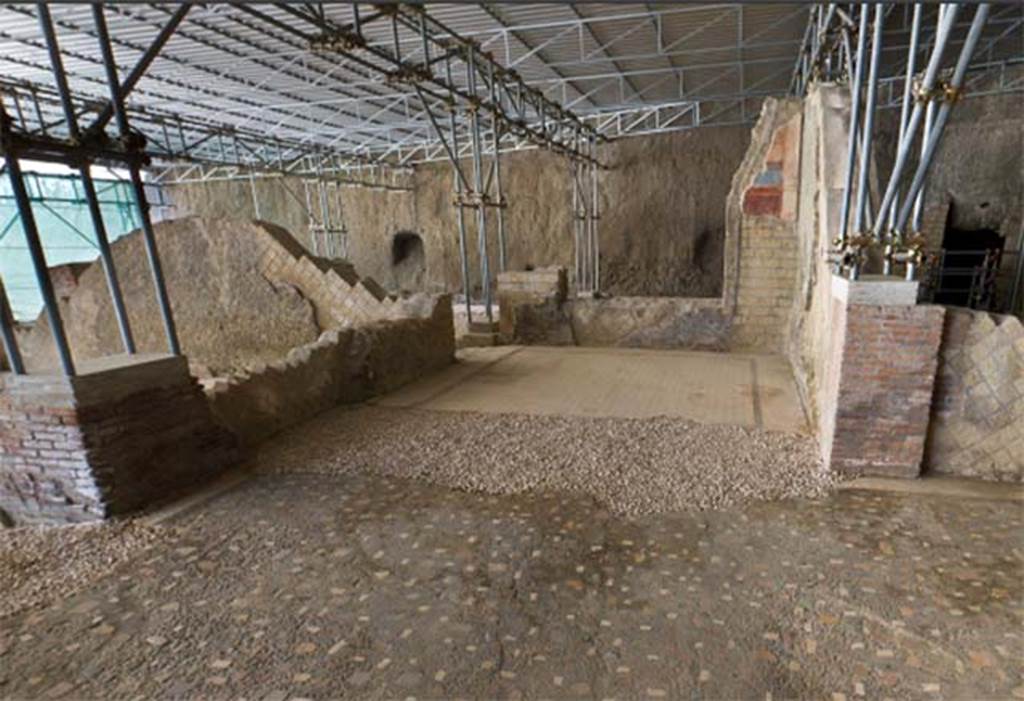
[438,56,472,323]
[889,2,922,233]
[838,5,868,245]
[3,152,75,375]
[488,63,508,274]
[589,135,599,294]
[896,4,991,234]
[873,4,959,235]
[93,4,180,355]
[39,2,136,355]
[467,50,492,323]
[854,3,883,238]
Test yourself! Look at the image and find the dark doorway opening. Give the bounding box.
[931,227,1005,309]
[392,232,425,291]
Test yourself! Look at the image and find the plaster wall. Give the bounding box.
[206,296,455,447]
[166,127,751,299]
[787,84,853,429]
[10,217,401,376]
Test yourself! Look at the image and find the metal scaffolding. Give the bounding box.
[0,2,1019,373]
[0,3,182,375]
[799,3,998,282]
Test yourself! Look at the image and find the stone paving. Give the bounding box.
[1,472,1021,700]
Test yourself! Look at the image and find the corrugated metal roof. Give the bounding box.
[0,2,1019,166]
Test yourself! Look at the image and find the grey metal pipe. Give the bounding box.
[589,135,600,294]
[449,112,472,323]
[94,4,181,355]
[873,3,960,237]
[444,58,472,324]
[488,63,508,274]
[4,155,75,375]
[895,4,991,234]
[38,3,136,354]
[0,272,25,375]
[790,12,814,95]
[838,6,868,244]
[467,54,493,323]
[889,2,922,231]
[80,170,136,354]
[807,4,837,80]
[913,4,946,233]
[572,149,581,292]
[36,4,78,141]
[855,3,883,238]
[912,98,936,232]
[89,4,191,134]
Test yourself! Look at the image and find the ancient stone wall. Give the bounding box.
[925,308,1024,482]
[13,217,400,376]
[206,295,455,447]
[167,127,750,299]
[0,355,237,526]
[787,84,855,429]
[490,99,803,354]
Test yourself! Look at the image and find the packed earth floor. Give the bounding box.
[1,431,1021,700]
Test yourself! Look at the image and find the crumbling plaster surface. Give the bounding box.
[15,218,320,375]
[206,295,455,447]
[167,127,750,299]
[12,217,405,376]
[786,84,852,430]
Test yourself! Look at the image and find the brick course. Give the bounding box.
[821,287,945,478]
[0,355,237,525]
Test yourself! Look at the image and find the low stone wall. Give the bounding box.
[925,308,1024,482]
[0,354,237,526]
[206,295,455,447]
[495,270,731,349]
[566,298,730,349]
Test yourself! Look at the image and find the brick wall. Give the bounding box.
[925,308,1024,482]
[0,355,237,526]
[731,218,800,352]
[820,280,946,478]
[725,98,802,353]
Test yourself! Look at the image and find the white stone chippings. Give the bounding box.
[251,406,835,516]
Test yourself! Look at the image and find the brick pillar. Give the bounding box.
[819,275,945,478]
[1,354,237,525]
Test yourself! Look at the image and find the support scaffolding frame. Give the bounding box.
[800,2,997,282]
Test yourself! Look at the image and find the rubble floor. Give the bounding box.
[1,470,1020,701]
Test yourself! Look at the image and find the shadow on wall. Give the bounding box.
[392,231,425,293]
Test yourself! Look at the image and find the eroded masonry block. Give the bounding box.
[819,275,945,478]
[496,268,570,343]
[0,354,237,526]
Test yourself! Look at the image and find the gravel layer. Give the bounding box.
[0,519,165,619]
[252,405,836,516]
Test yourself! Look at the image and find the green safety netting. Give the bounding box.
[0,172,141,321]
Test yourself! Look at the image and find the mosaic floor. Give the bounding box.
[1,472,1021,700]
